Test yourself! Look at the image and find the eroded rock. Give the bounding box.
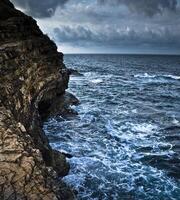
[0,0,75,199]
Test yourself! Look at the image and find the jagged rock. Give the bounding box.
[0,0,76,199]
[39,92,80,120]
[68,68,84,76]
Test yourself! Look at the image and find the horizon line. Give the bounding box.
[63,53,180,56]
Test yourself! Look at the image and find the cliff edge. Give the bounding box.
[0,0,75,199]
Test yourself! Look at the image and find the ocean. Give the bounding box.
[44,54,180,200]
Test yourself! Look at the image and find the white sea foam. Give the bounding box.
[132,109,137,113]
[134,73,180,80]
[134,73,156,78]
[117,109,129,115]
[172,118,180,125]
[105,120,119,137]
[165,75,180,80]
[131,123,158,133]
[84,72,97,77]
[90,79,103,84]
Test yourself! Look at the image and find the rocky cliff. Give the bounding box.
[0,0,76,199]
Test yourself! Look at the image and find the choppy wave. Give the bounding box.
[44,55,180,200]
[90,79,103,84]
[134,73,180,80]
[172,118,180,125]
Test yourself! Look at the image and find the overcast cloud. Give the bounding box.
[11,0,180,54]
[11,0,69,18]
[98,0,178,16]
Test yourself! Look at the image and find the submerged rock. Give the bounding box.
[0,0,75,199]
[68,68,84,76]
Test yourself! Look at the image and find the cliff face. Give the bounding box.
[0,0,75,199]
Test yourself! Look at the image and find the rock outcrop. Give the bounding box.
[0,0,75,199]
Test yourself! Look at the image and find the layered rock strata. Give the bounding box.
[0,0,75,199]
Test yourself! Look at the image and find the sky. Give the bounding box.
[11,0,180,54]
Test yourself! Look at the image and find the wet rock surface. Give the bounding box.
[39,92,79,120]
[0,0,75,199]
[68,68,84,77]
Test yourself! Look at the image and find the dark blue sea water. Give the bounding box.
[44,54,180,200]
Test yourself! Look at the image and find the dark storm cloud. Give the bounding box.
[12,0,180,53]
[98,0,177,16]
[11,0,69,18]
[53,25,180,49]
